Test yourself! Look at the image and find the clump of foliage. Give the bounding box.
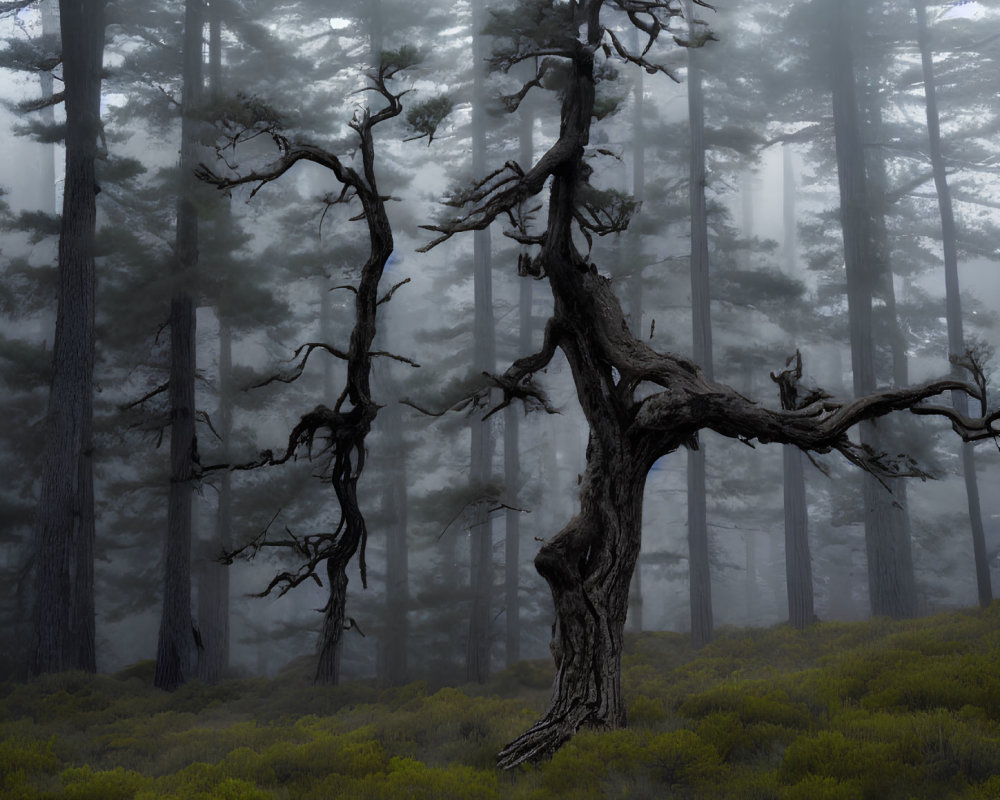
[405,96,454,144]
[1,605,999,797]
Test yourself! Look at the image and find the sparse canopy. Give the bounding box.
[416,0,998,767]
[197,55,418,684]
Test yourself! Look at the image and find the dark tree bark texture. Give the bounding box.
[198,60,413,685]
[31,0,105,676]
[419,0,997,767]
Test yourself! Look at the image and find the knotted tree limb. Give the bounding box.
[198,59,414,684]
[416,0,998,769]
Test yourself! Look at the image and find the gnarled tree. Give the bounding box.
[418,0,999,768]
[197,55,416,685]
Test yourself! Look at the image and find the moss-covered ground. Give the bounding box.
[3,604,1000,798]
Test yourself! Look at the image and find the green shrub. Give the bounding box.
[0,735,59,789]
[59,765,151,799]
[782,774,861,800]
[646,728,722,787]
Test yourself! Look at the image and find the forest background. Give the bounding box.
[0,0,999,781]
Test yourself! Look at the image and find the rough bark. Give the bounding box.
[198,60,408,686]
[914,0,992,608]
[31,0,104,676]
[415,0,996,767]
[155,0,202,691]
[685,0,714,648]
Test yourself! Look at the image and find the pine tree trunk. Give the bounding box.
[156,0,202,690]
[467,0,496,684]
[315,559,348,684]
[783,445,813,628]
[195,0,231,685]
[31,0,104,676]
[914,0,992,608]
[626,50,645,634]
[829,0,914,619]
[685,0,714,648]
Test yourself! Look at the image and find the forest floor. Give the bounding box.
[2,604,1000,799]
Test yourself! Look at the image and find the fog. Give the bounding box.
[1,0,998,695]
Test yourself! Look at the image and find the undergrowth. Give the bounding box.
[2,604,999,798]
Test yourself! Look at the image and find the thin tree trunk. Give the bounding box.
[197,321,231,682]
[782,144,796,274]
[195,0,231,685]
[829,0,915,619]
[31,0,104,676]
[863,73,917,616]
[503,66,538,666]
[316,559,348,684]
[626,48,645,634]
[914,0,992,608]
[783,446,812,628]
[685,0,714,648]
[155,0,202,690]
[777,149,813,628]
[467,0,496,684]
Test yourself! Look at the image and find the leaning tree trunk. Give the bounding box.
[31,0,104,676]
[155,0,202,690]
[914,0,992,608]
[685,0,715,648]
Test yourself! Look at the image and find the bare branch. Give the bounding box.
[120,381,169,410]
[248,342,350,389]
[376,277,410,306]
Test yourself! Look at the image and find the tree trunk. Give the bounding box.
[499,445,646,768]
[467,0,496,684]
[503,68,538,666]
[914,0,992,608]
[626,48,645,634]
[685,0,714,648]
[778,149,813,628]
[783,446,812,628]
[197,320,231,683]
[155,0,202,690]
[31,0,104,676]
[829,0,915,619]
[315,558,348,684]
[195,0,231,685]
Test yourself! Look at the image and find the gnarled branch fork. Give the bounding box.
[198,60,410,684]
